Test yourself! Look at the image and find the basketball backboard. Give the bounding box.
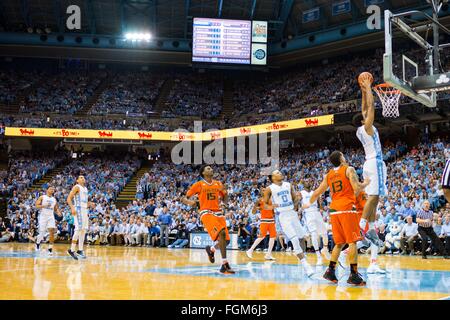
[382,8,450,108]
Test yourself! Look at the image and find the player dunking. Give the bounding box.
[263,170,314,277]
[35,186,62,255]
[246,187,276,261]
[303,151,369,285]
[353,71,387,274]
[67,175,93,260]
[299,182,331,266]
[182,165,235,274]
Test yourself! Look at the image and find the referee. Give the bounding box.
[442,148,450,202]
[416,200,448,259]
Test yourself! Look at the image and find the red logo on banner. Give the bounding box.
[53,129,80,137]
[176,133,186,141]
[266,122,288,131]
[138,132,153,139]
[210,132,221,140]
[305,118,319,126]
[98,131,113,137]
[19,129,35,136]
[240,128,251,134]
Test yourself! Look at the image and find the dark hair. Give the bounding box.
[352,113,364,127]
[199,165,210,178]
[329,151,343,167]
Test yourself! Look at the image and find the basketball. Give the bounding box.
[358,71,374,85]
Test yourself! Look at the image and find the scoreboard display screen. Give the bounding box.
[192,18,267,65]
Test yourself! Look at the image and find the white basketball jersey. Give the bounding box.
[74,184,88,209]
[300,190,318,214]
[356,125,383,160]
[269,181,294,213]
[40,195,56,215]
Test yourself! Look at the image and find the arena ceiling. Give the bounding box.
[0,0,433,42]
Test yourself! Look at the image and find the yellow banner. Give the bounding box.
[5,114,333,141]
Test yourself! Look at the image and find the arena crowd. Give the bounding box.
[2,136,449,256]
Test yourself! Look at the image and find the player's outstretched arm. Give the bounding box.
[67,185,79,216]
[303,178,327,209]
[262,187,273,208]
[359,74,375,135]
[35,196,44,209]
[181,182,199,207]
[181,196,197,207]
[252,202,259,214]
[291,185,299,211]
[220,183,228,204]
[346,166,370,194]
[54,202,62,217]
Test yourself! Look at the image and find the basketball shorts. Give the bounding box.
[74,207,89,231]
[38,213,56,233]
[363,158,387,196]
[442,159,450,189]
[304,210,327,235]
[330,210,363,245]
[200,210,230,242]
[259,221,276,238]
[278,210,306,241]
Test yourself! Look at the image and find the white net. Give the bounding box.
[374,84,402,118]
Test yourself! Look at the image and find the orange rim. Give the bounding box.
[374,83,401,94]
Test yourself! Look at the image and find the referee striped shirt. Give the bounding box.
[417,209,433,228]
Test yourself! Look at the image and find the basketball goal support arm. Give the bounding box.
[384,10,437,108]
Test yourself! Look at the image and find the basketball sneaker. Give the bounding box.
[264,254,275,261]
[347,272,366,286]
[220,262,236,274]
[367,262,386,274]
[35,243,40,252]
[246,249,253,259]
[323,268,338,284]
[67,249,78,260]
[364,229,384,247]
[76,250,86,259]
[205,245,215,263]
[47,248,53,256]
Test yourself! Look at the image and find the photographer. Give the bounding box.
[168,224,189,248]
[237,218,251,251]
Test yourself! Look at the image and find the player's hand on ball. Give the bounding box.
[358,72,373,89]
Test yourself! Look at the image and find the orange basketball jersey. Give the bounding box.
[186,179,225,212]
[326,165,356,211]
[259,199,274,221]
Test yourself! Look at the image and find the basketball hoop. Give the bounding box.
[373,83,402,118]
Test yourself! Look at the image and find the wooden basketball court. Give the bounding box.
[0,243,448,300]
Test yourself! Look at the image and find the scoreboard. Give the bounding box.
[192,18,267,65]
